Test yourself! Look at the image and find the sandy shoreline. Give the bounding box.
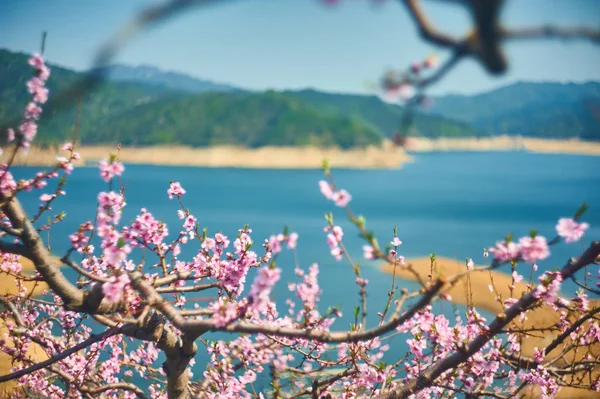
[3,136,599,170]
[408,135,600,155]
[1,143,413,170]
[381,257,600,398]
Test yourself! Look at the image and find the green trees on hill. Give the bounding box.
[0,48,500,148]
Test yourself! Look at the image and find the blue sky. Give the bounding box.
[1,0,599,95]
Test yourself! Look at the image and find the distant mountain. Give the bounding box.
[0,49,378,148]
[83,91,383,148]
[0,49,179,146]
[91,64,239,93]
[288,89,478,138]
[1,48,479,148]
[430,81,600,140]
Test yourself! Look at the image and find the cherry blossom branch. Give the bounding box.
[0,326,124,383]
[181,279,444,342]
[377,240,600,399]
[156,281,220,293]
[544,306,600,355]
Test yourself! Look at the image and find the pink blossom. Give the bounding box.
[556,218,589,243]
[25,102,42,120]
[214,233,230,248]
[202,237,216,251]
[332,189,352,207]
[286,232,298,249]
[533,348,545,363]
[533,271,563,306]
[248,267,281,314]
[183,215,196,231]
[210,297,238,327]
[99,159,125,182]
[0,170,17,196]
[489,240,520,262]
[28,53,45,70]
[62,142,73,151]
[519,235,550,263]
[391,236,402,246]
[267,235,282,254]
[40,193,54,202]
[331,246,343,261]
[19,120,37,142]
[102,274,130,303]
[363,245,376,260]
[512,271,523,283]
[319,180,334,200]
[167,182,186,199]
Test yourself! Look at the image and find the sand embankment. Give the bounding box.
[409,135,600,155]
[0,257,50,397]
[381,257,600,398]
[4,136,599,170]
[1,142,413,169]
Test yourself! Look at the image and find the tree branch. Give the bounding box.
[0,326,124,383]
[376,241,600,399]
[181,279,445,342]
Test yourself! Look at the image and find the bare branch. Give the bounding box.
[402,0,461,47]
[0,240,28,257]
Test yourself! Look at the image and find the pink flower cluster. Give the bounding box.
[0,166,17,196]
[319,180,352,207]
[6,53,50,149]
[248,266,281,317]
[99,158,125,182]
[363,244,375,260]
[69,221,94,253]
[125,208,169,247]
[167,182,186,199]
[489,235,550,264]
[97,191,126,226]
[533,271,563,306]
[102,274,130,303]
[556,217,589,243]
[266,232,298,254]
[325,224,344,260]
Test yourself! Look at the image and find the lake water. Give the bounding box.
[12,151,600,392]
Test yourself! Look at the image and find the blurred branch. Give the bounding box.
[400,0,600,75]
[403,0,461,47]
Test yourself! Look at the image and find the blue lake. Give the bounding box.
[12,151,600,392]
